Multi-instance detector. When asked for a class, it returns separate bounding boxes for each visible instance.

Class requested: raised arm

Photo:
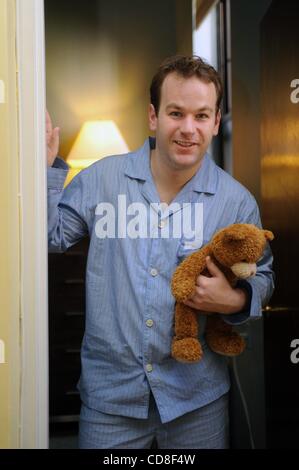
[46,110,89,252]
[46,109,60,167]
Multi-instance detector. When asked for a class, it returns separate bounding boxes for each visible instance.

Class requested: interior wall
[0,0,20,449]
[45,0,192,159]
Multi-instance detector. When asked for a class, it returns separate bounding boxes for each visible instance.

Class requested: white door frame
[16,0,48,448]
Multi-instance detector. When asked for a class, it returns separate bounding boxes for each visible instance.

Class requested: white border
[16,0,48,448]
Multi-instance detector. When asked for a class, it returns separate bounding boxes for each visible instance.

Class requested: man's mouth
[174,140,197,148]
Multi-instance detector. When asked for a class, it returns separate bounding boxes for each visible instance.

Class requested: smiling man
[149,60,221,207]
[150,73,220,174]
[47,55,274,449]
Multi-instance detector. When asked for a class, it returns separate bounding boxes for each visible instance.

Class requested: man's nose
[180,116,196,135]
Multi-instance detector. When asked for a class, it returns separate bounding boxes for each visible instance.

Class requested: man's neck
[150,149,202,204]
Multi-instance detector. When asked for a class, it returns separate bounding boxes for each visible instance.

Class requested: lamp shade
[67,120,129,169]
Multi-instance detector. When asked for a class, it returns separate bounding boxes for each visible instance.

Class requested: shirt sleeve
[48,157,90,252]
[222,193,275,326]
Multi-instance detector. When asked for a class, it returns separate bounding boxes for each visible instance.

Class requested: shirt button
[150,268,158,277]
[146,364,153,372]
[158,220,167,229]
[146,319,154,327]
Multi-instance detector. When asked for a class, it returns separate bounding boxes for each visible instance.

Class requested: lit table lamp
[66,120,129,183]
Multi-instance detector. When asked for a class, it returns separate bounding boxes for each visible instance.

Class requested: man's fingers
[47,126,60,167]
[185,285,204,304]
[51,127,60,153]
[47,126,59,145]
[46,110,60,166]
[205,256,222,277]
[183,298,213,314]
[195,274,208,287]
[53,126,60,138]
[183,299,199,309]
[46,109,52,134]
[53,127,60,152]
[194,285,205,297]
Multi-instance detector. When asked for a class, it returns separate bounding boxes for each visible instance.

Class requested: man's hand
[183,256,248,314]
[46,110,60,167]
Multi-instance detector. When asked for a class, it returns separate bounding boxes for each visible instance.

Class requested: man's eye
[170,111,182,117]
[196,114,209,119]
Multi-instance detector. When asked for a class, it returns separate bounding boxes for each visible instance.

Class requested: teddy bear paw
[172,279,195,302]
[171,337,203,363]
[206,332,246,356]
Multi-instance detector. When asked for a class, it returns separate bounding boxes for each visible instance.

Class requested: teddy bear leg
[171,303,203,363]
[205,316,246,356]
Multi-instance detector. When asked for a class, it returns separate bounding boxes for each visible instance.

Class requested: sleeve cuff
[53,156,69,170]
[222,280,253,325]
[47,157,69,189]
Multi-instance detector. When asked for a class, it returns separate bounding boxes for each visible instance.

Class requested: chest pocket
[176,232,204,262]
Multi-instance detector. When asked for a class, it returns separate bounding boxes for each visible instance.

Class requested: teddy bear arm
[171,246,211,301]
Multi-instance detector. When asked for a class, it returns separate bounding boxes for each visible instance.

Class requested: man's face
[149,72,221,171]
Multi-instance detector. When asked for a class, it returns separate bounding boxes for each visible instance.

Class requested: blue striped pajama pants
[78,392,229,449]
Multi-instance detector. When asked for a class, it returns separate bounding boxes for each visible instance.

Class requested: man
[47,55,274,448]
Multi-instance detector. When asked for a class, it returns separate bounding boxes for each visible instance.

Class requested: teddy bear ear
[223,229,246,242]
[263,230,274,241]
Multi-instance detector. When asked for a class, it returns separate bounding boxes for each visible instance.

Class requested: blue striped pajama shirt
[47,137,274,424]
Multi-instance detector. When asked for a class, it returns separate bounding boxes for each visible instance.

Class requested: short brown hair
[150,55,223,114]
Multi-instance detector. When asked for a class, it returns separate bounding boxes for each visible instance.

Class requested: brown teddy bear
[171,223,274,363]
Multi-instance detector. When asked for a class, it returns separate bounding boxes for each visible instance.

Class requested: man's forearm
[221,287,249,315]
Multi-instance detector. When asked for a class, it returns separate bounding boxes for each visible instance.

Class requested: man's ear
[148,104,158,132]
[213,109,221,136]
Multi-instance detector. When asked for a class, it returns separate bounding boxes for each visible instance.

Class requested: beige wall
[0,0,21,449]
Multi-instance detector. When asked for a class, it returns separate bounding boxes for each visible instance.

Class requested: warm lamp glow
[67,120,129,169]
